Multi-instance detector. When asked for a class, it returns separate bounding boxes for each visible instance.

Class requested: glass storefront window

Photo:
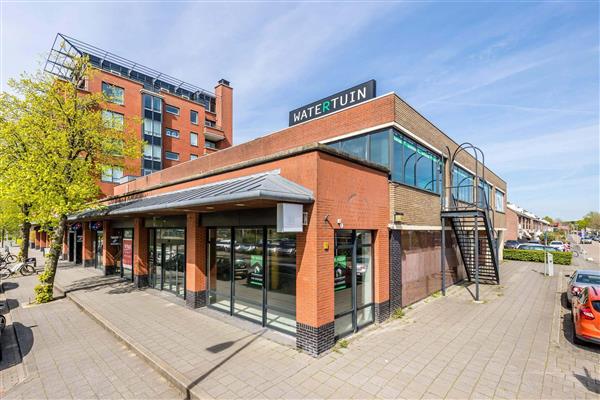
[148,228,185,297]
[369,130,389,166]
[207,227,297,335]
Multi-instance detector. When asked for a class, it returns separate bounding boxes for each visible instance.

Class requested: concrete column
[133,217,148,288]
[102,220,118,275]
[82,222,93,267]
[185,213,207,308]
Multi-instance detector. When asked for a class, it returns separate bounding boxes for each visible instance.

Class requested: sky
[1,1,598,221]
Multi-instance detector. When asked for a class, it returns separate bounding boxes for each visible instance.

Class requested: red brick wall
[506,207,519,241]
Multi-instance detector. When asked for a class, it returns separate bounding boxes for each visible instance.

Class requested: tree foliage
[0,54,142,300]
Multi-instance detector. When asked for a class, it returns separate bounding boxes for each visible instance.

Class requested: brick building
[44,33,233,197]
[65,81,507,355]
[505,202,550,241]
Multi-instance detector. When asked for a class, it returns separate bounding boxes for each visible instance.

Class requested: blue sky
[1,1,598,220]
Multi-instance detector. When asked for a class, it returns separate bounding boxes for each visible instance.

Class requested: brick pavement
[2,246,599,399]
[0,271,181,399]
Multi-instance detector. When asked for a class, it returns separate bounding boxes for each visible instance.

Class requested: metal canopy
[70,172,313,220]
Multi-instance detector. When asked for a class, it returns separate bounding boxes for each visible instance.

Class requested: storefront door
[93,230,104,270]
[207,227,297,334]
[149,228,185,297]
[334,230,374,338]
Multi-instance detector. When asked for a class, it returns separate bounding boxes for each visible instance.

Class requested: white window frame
[102,82,124,105]
[165,151,180,161]
[165,128,180,138]
[165,104,180,116]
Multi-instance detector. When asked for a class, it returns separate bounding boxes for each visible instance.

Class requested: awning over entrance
[70,172,313,220]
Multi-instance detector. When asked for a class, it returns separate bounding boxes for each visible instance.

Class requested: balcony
[204,124,225,142]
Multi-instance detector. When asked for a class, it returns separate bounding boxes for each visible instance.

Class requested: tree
[583,211,600,231]
[542,216,554,224]
[0,55,142,302]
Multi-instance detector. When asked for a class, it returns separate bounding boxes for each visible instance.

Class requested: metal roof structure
[45,33,215,108]
[70,172,313,220]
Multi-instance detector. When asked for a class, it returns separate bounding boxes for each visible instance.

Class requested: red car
[572,286,600,345]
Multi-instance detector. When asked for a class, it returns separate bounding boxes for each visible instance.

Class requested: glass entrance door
[149,228,185,297]
[334,230,374,338]
[233,228,264,324]
[94,230,104,270]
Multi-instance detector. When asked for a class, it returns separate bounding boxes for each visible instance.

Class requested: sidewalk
[45,254,600,399]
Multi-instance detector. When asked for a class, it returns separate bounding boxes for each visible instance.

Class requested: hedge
[504,249,572,265]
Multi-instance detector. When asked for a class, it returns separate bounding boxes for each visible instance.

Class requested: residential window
[102,82,124,105]
[165,151,179,161]
[190,132,198,147]
[190,154,198,160]
[165,128,180,138]
[101,166,124,183]
[190,110,198,125]
[165,105,180,115]
[205,119,216,128]
[102,110,124,131]
[144,144,162,161]
[452,166,474,204]
[142,93,163,174]
[205,140,217,149]
[495,190,505,212]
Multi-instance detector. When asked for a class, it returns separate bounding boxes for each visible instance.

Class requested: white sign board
[277,203,303,233]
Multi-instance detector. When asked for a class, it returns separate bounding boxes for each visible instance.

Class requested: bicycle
[572,244,586,258]
[0,258,37,279]
[0,249,16,266]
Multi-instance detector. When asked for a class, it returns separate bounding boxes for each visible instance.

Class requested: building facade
[66,84,507,356]
[505,202,551,241]
[45,34,233,196]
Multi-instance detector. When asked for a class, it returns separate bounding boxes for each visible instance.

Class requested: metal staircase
[441,144,500,300]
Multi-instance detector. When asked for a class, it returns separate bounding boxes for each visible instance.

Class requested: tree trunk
[42,215,67,289]
[18,221,31,261]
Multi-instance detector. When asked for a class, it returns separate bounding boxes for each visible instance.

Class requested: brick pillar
[374,228,391,323]
[295,207,335,357]
[215,80,233,148]
[102,220,118,275]
[34,230,40,249]
[40,231,47,249]
[133,217,148,288]
[62,229,68,260]
[388,229,402,314]
[82,222,93,267]
[185,213,207,308]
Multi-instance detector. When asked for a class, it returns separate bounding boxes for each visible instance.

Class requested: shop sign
[249,254,263,287]
[70,222,82,231]
[288,80,376,126]
[334,255,348,291]
[110,236,121,246]
[90,221,103,231]
[122,238,133,270]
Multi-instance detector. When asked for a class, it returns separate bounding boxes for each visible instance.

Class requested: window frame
[101,166,124,183]
[205,140,217,149]
[190,132,199,147]
[165,151,180,161]
[190,110,199,125]
[102,82,125,105]
[165,128,180,139]
[190,154,198,160]
[165,104,180,116]
[495,189,505,213]
[102,110,125,131]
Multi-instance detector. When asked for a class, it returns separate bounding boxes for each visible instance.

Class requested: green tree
[0,55,142,302]
[583,211,600,231]
[542,216,554,224]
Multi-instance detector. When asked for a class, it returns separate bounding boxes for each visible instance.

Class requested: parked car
[528,240,541,244]
[571,286,600,345]
[517,244,560,252]
[581,237,593,244]
[549,241,565,252]
[567,269,600,305]
[504,240,520,249]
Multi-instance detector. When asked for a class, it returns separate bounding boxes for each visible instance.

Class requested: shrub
[504,249,572,265]
[34,283,53,303]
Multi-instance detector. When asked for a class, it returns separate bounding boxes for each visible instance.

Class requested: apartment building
[506,202,551,241]
[64,80,507,355]
[45,33,233,197]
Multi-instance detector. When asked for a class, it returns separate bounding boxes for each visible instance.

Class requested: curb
[54,282,197,400]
